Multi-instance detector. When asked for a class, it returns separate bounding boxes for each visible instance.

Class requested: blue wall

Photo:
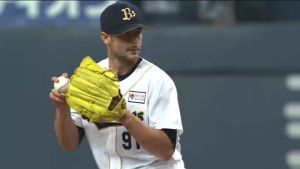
[1,23,300,169]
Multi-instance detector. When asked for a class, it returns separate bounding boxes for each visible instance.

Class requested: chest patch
[128,91,146,104]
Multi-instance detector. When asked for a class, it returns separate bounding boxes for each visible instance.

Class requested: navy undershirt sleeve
[161,129,177,149]
[77,126,85,143]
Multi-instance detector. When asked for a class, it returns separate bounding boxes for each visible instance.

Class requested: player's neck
[108,56,139,76]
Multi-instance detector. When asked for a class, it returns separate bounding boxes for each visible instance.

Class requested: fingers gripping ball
[66,56,127,123]
[54,76,70,94]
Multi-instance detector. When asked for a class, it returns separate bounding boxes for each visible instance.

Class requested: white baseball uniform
[71,57,185,169]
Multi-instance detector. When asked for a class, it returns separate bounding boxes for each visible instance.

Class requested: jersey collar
[118,57,143,81]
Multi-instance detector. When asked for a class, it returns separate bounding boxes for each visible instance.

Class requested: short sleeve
[70,108,83,128]
[147,73,183,135]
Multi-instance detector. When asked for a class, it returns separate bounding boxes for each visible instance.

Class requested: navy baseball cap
[100,1,146,35]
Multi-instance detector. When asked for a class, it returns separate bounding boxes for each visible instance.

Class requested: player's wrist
[119,110,132,125]
[55,106,70,116]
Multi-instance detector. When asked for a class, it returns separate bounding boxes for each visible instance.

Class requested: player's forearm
[54,108,79,151]
[120,111,174,161]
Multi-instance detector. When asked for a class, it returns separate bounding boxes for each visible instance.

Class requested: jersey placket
[106,126,122,169]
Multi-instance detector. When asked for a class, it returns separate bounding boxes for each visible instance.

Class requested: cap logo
[121,8,136,21]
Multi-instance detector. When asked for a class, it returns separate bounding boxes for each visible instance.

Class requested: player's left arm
[120,111,175,161]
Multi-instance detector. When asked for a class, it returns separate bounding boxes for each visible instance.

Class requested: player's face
[108,27,143,61]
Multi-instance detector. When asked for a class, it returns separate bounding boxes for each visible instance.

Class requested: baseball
[54,76,70,93]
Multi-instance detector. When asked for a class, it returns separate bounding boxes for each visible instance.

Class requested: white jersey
[71,58,185,169]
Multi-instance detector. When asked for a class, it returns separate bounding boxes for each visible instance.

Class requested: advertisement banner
[0,0,120,26]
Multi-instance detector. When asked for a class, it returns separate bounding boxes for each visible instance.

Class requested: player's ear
[100,32,110,45]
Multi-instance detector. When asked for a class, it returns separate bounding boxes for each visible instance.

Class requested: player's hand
[49,73,70,111]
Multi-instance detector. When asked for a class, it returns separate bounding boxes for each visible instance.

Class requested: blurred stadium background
[1,1,300,169]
